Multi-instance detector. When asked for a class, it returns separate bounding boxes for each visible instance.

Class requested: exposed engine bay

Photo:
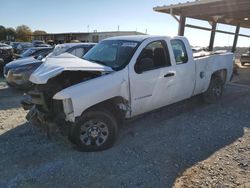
[22,71,102,134]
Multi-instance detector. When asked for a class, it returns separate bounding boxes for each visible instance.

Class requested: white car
[24,35,234,151]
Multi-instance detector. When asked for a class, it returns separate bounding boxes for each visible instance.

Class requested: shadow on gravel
[0,86,24,110]
[0,85,249,188]
[119,96,249,187]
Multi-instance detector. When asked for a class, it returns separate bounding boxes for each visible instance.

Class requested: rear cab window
[170,39,188,64]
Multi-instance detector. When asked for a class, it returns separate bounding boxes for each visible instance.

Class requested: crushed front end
[22,70,103,136]
[22,84,70,136]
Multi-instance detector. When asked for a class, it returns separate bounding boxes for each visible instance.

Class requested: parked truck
[23,35,234,151]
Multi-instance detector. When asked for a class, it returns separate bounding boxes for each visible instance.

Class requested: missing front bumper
[26,106,70,137]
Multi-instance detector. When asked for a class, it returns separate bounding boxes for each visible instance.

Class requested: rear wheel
[70,109,118,151]
[202,76,224,103]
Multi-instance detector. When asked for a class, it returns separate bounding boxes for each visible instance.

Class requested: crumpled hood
[5,57,42,68]
[30,53,113,84]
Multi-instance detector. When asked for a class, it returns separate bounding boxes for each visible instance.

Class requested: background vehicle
[4,43,95,89]
[16,47,53,59]
[1,41,11,45]
[47,42,96,58]
[47,40,55,46]
[16,42,34,54]
[10,42,21,54]
[32,40,46,47]
[240,49,250,66]
[0,43,13,75]
[24,35,234,151]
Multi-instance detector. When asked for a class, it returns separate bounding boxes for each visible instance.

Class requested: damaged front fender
[61,98,75,122]
[53,68,130,122]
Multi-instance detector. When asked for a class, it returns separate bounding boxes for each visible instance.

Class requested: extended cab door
[129,38,177,116]
[170,38,196,101]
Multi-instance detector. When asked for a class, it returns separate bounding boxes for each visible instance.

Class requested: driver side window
[135,41,170,73]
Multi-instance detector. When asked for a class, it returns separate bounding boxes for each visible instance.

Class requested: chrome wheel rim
[212,83,222,97]
[80,120,109,146]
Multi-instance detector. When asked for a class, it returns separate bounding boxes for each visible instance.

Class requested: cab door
[129,39,177,117]
[170,38,196,101]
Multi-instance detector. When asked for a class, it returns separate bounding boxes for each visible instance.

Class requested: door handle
[164,72,175,77]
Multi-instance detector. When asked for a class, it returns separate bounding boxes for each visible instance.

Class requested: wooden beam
[186,24,250,38]
[232,24,240,52]
[185,24,211,31]
[238,33,250,38]
[209,22,217,51]
[178,15,186,36]
[170,8,180,23]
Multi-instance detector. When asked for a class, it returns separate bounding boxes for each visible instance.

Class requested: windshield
[49,44,71,56]
[83,40,139,71]
[21,48,36,57]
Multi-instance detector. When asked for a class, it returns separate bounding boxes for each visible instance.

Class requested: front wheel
[70,109,118,151]
[202,76,224,103]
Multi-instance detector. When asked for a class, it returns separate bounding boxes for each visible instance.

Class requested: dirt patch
[174,128,250,188]
[0,81,26,134]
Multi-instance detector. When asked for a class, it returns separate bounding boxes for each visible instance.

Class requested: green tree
[33,30,47,40]
[16,25,32,41]
[5,27,16,41]
[0,25,6,41]
[33,30,47,35]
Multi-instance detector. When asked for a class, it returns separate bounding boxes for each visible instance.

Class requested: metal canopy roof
[154,0,250,28]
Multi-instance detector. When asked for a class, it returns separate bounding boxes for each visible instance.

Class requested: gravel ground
[0,80,250,188]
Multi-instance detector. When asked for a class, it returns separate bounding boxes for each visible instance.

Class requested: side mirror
[135,58,154,74]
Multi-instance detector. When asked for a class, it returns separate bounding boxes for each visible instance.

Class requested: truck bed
[193,52,234,96]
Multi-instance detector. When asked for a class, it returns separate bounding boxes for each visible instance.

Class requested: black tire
[202,76,224,103]
[70,109,118,151]
[241,62,245,66]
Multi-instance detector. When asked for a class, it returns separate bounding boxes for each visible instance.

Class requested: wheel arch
[211,69,227,84]
[80,96,129,125]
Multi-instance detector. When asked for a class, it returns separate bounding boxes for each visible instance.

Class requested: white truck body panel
[193,53,234,95]
[30,36,234,123]
[128,36,196,116]
[53,69,130,119]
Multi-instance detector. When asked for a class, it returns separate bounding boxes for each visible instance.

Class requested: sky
[0,0,249,47]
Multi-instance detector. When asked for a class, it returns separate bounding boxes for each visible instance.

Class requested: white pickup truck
[24,35,234,151]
